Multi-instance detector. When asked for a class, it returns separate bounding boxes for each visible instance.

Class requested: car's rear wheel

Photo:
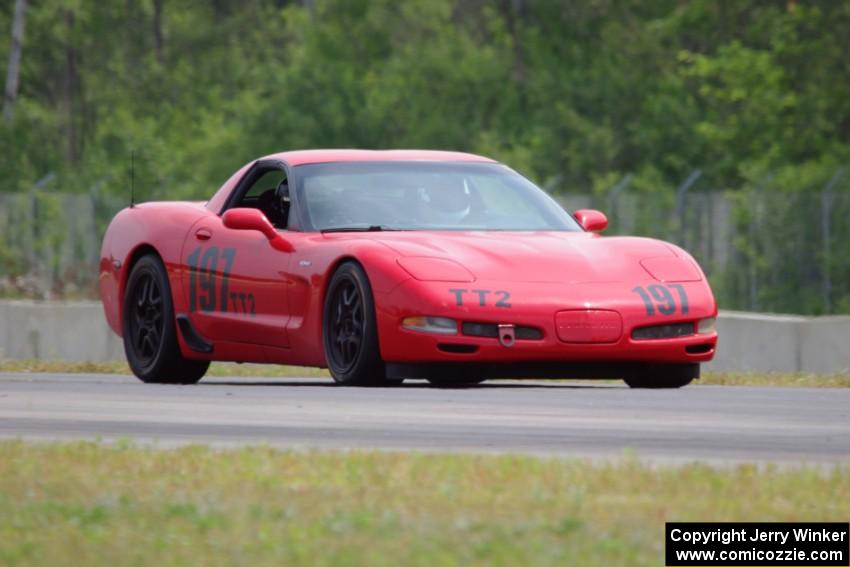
[123,254,209,384]
[323,261,401,386]
[623,363,698,389]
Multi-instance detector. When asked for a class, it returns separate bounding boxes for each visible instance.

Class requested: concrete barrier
[0,300,124,361]
[705,311,806,373]
[799,316,850,374]
[0,301,848,373]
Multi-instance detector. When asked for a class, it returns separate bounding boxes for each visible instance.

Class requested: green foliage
[1,0,849,312]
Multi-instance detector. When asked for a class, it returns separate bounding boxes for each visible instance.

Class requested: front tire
[623,363,698,389]
[322,261,399,386]
[123,254,209,384]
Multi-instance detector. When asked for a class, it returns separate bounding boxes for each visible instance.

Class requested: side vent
[176,315,214,353]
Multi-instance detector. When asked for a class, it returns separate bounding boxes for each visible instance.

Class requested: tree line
[2,0,849,311]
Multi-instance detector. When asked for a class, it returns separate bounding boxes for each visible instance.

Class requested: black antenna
[130,150,135,208]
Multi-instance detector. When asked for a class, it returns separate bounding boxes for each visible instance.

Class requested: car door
[181,165,293,348]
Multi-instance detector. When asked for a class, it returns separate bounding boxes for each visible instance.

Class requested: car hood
[369,231,678,283]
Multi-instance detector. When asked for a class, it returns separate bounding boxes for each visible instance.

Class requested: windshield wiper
[321,225,398,233]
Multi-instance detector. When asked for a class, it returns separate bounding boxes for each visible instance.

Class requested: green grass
[0,442,847,567]
[1,359,848,387]
[0,359,331,378]
[701,372,850,388]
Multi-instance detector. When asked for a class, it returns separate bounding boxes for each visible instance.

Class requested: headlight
[697,317,716,334]
[396,257,474,282]
[632,322,695,340]
[402,316,458,335]
[640,256,702,282]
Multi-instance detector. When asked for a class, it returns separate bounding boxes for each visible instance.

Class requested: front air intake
[437,343,478,354]
[631,322,695,341]
[461,322,543,340]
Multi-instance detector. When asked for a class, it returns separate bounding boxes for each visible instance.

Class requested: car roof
[206,149,500,214]
[262,149,497,166]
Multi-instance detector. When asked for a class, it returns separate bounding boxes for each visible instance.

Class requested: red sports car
[99,150,717,388]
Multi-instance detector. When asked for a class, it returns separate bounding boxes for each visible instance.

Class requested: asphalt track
[1,372,848,464]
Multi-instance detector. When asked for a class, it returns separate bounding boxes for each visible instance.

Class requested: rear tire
[123,254,210,384]
[322,261,399,386]
[623,363,698,389]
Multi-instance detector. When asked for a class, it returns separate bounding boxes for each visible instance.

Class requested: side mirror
[573,209,608,232]
[222,208,294,252]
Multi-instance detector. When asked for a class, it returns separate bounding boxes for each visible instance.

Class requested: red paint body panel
[181,215,292,348]
[640,256,702,282]
[100,150,718,374]
[375,274,716,364]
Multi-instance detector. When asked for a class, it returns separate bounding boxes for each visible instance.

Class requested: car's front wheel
[322,261,401,386]
[623,363,698,389]
[123,254,209,384]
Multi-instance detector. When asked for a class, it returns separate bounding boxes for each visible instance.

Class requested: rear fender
[100,203,210,336]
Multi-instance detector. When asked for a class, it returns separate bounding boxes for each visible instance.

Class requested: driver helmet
[417,177,471,223]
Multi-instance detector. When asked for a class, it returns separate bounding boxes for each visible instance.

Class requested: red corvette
[99,150,717,388]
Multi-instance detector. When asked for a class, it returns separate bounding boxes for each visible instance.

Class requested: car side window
[233,169,290,229]
[239,170,285,202]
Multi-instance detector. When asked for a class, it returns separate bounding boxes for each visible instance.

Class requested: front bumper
[376,279,718,365]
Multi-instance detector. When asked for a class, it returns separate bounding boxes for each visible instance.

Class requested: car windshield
[295,161,582,232]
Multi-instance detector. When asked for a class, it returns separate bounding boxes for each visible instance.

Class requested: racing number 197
[632,284,688,316]
[187,246,237,313]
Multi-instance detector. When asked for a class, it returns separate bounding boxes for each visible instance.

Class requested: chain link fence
[0,189,125,299]
[1,170,848,314]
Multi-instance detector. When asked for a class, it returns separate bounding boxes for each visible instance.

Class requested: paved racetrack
[1,373,848,464]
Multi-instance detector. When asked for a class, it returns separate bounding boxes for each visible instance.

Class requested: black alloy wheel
[327,277,364,374]
[322,262,400,386]
[128,273,164,365]
[123,254,209,384]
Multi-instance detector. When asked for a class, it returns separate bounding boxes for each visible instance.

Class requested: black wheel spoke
[135,328,147,351]
[344,339,356,363]
[328,277,365,371]
[147,327,160,350]
[137,279,148,308]
[143,334,156,357]
[128,273,164,365]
